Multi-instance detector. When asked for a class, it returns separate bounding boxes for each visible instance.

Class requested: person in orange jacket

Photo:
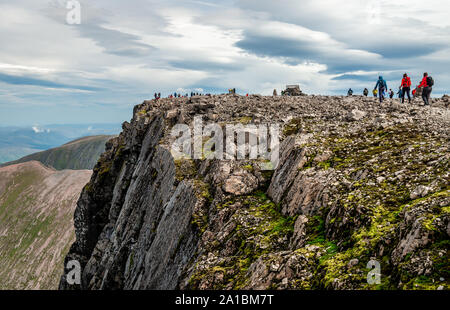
[400,73,412,103]
[418,72,433,106]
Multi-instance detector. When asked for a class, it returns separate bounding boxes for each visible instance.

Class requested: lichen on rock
[60,94,449,290]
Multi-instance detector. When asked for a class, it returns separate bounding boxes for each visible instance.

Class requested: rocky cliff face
[60,94,449,290]
[0,161,91,289]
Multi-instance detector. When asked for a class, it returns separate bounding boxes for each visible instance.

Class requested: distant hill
[0,127,69,164]
[0,161,92,289]
[0,146,43,164]
[1,135,115,170]
[0,124,121,164]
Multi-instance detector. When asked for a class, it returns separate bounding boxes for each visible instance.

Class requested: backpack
[402,77,410,87]
[426,76,434,87]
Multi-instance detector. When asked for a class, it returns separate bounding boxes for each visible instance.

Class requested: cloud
[32,126,44,133]
[77,24,156,57]
[0,63,55,74]
[0,72,102,91]
[199,0,450,87]
[43,1,157,58]
[0,0,449,126]
[168,59,242,72]
[234,21,384,74]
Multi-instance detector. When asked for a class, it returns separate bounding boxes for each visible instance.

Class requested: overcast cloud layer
[1,0,449,125]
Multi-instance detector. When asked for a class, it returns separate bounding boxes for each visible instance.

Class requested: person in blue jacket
[374,76,388,103]
[397,86,403,100]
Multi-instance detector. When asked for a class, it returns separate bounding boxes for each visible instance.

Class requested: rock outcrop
[60,94,449,290]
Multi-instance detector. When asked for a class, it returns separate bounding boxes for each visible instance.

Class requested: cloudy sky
[1,0,449,126]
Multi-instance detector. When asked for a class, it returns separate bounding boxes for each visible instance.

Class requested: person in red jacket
[418,72,432,106]
[400,73,412,103]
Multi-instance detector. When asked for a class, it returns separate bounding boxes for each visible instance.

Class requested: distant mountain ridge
[0,124,121,164]
[0,161,91,289]
[1,135,115,170]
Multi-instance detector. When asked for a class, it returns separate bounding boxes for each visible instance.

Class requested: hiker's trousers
[422,87,432,105]
[402,87,411,103]
[379,87,385,103]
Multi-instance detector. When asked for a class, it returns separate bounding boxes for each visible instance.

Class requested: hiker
[401,73,412,103]
[374,76,387,103]
[373,89,378,97]
[158,92,161,99]
[363,88,369,96]
[397,86,403,100]
[347,88,353,96]
[418,72,434,106]
[154,92,158,99]
[389,89,394,98]
[273,89,278,96]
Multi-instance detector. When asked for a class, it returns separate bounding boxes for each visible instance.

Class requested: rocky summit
[60,94,449,290]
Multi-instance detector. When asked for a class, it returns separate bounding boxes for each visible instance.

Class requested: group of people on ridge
[154,91,205,99]
[349,72,434,106]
